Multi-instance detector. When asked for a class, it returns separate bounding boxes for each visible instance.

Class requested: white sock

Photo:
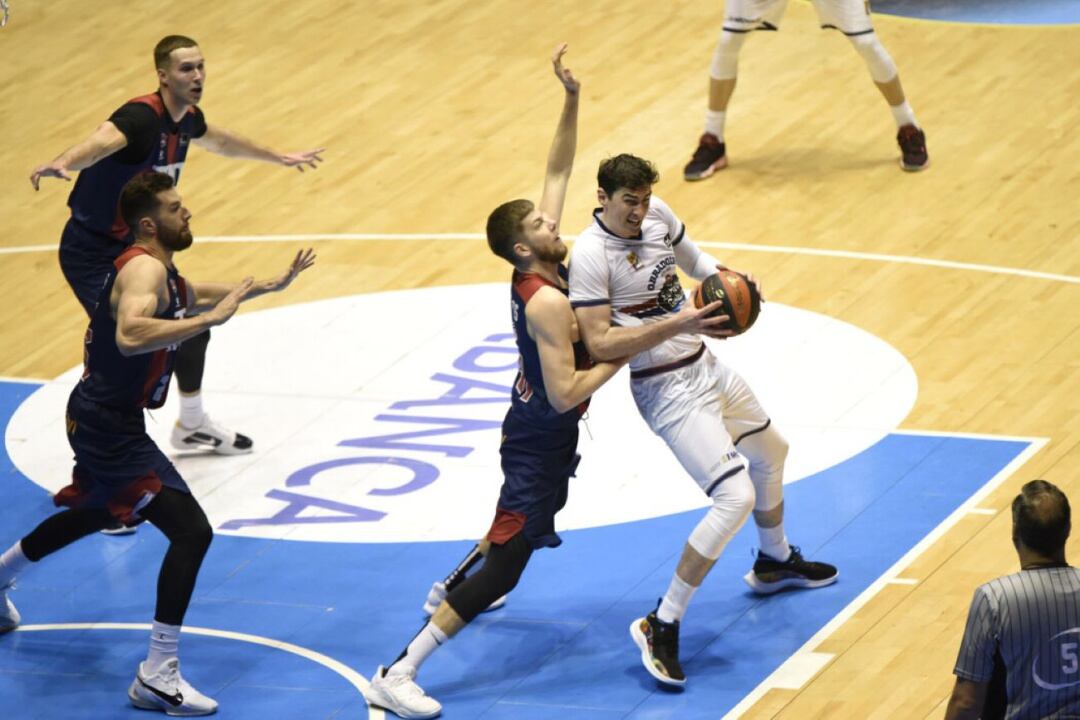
[145,621,181,673]
[388,622,448,676]
[657,574,697,624]
[889,101,917,129]
[0,542,31,587]
[705,109,727,141]
[178,392,205,430]
[758,524,790,561]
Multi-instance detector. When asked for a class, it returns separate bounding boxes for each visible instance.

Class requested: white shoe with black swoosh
[170,415,253,455]
[128,658,218,716]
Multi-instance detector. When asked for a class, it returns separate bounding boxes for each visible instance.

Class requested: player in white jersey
[569,153,838,686]
[683,0,928,179]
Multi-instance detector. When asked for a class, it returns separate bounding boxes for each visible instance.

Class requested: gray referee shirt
[954,565,1080,720]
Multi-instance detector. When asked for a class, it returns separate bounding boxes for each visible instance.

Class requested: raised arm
[114,255,249,356]
[186,248,315,310]
[537,43,580,226]
[30,122,128,190]
[193,125,325,171]
[528,287,623,414]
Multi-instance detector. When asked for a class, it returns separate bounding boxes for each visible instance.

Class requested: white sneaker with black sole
[421,580,505,616]
[366,665,441,719]
[128,658,218,716]
[0,582,20,633]
[170,415,253,455]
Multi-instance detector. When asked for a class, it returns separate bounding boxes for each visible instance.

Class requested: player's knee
[849,32,897,83]
[177,511,214,558]
[484,535,531,595]
[709,31,746,80]
[720,471,756,520]
[691,470,754,560]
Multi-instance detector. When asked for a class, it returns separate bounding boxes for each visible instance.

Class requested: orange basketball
[691,270,761,335]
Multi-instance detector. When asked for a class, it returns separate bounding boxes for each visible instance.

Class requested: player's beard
[534,243,567,264]
[160,225,194,252]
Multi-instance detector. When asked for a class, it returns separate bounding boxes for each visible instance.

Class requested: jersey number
[1064,643,1079,675]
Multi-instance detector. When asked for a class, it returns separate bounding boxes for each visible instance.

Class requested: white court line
[722,435,1048,719]
[0,376,50,385]
[14,622,384,719]
[968,508,998,515]
[1,233,1078,284]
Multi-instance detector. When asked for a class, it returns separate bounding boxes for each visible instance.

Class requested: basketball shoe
[630,604,685,686]
[366,665,442,719]
[0,581,20,633]
[897,124,929,171]
[128,658,218,716]
[683,133,728,181]
[744,545,838,595]
[421,581,506,616]
[170,415,253,455]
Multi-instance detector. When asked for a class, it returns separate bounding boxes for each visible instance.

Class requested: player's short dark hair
[154,35,199,70]
[597,154,659,196]
[120,172,176,234]
[486,199,534,266]
[1012,479,1071,557]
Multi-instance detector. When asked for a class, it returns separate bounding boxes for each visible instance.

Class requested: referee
[946,479,1080,719]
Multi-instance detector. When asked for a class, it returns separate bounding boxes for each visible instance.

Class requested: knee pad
[849,33,897,84]
[447,533,531,622]
[736,423,788,512]
[689,469,754,560]
[709,30,747,81]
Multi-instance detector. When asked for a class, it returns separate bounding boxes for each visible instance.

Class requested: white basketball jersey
[569,196,703,372]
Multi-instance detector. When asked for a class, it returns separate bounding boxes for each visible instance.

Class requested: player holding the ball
[569,154,838,687]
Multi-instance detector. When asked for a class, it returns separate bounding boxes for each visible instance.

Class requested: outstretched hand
[281,148,326,172]
[268,248,317,292]
[552,43,579,94]
[30,162,73,190]
[208,277,255,326]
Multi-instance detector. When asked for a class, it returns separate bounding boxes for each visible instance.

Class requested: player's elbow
[115,330,142,357]
[582,337,617,363]
[546,384,580,415]
[548,395,575,415]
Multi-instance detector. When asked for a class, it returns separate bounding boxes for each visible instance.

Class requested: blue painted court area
[874,0,1080,25]
[0,380,1033,719]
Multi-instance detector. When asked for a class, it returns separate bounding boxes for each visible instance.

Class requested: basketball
[691,270,761,334]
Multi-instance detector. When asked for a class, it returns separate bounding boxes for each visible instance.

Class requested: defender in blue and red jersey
[0,173,315,717]
[30,34,325,459]
[366,45,627,720]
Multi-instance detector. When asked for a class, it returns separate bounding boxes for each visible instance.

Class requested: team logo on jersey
[656,273,684,312]
[626,251,642,270]
[179,133,190,147]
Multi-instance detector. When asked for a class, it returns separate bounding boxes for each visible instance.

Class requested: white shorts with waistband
[631,349,770,495]
[723,0,875,35]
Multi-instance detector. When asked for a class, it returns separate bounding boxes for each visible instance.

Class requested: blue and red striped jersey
[75,246,188,410]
